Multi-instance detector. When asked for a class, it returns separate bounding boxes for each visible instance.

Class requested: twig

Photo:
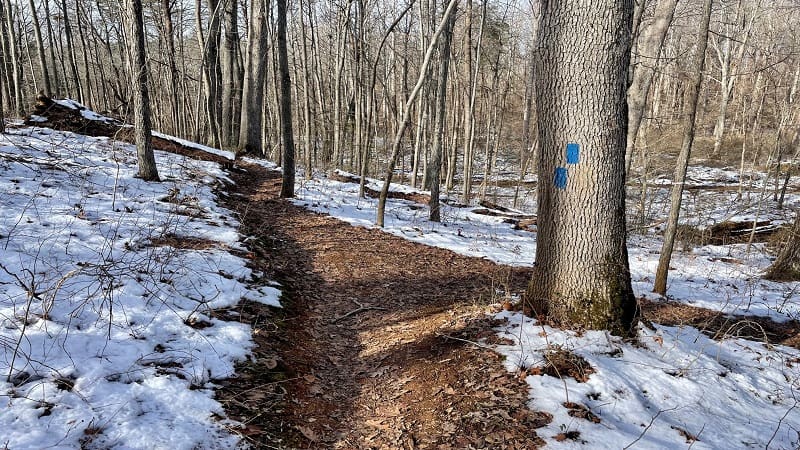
[623,406,678,449]
[331,300,386,323]
[766,393,798,449]
[435,333,494,349]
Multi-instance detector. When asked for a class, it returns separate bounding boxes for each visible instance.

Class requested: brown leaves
[672,425,700,443]
[216,161,546,448]
[534,346,596,383]
[554,430,582,442]
[296,425,318,442]
[564,402,601,423]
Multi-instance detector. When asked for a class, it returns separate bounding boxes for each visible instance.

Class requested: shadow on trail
[218,162,547,449]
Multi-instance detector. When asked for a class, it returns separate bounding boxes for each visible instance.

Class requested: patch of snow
[0,127,277,449]
[494,312,800,450]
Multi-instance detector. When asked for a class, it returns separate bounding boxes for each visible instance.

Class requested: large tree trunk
[428,0,457,222]
[653,0,714,295]
[128,0,160,181]
[526,0,637,336]
[277,0,295,198]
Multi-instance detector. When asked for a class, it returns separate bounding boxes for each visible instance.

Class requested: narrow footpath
[217,162,551,449]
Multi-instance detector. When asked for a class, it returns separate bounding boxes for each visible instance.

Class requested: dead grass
[641,299,800,349]
[527,346,596,383]
[149,234,220,251]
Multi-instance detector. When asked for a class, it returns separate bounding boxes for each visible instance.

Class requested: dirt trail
[217,162,551,449]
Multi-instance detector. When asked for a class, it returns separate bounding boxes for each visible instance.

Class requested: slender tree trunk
[625,0,678,174]
[60,0,83,102]
[28,0,51,96]
[376,0,459,227]
[221,0,242,146]
[197,0,223,147]
[653,0,714,296]
[43,0,60,95]
[428,0,457,222]
[359,0,415,196]
[1,0,22,115]
[75,0,94,105]
[128,0,160,181]
[239,0,270,154]
[299,0,314,179]
[160,0,181,135]
[277,0,295,198]
[461,0,485,203]
[527,0,637,335]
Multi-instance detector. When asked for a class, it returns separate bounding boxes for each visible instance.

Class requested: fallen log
[329,170,431,204]
[24,95,233,166]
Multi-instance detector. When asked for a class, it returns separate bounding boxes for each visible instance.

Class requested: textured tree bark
[653,0,714,296]
[527,0,637,335]
[277,0,295,198]
[238,0,269,155]
[428,0,457,222]
[128,0,160,182]
[221,0,242,146]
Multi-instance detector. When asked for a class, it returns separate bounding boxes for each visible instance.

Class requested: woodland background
[0,0,797,209]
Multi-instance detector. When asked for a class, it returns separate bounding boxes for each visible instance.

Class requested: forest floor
[216,161,552,449]
[7,100,798,448]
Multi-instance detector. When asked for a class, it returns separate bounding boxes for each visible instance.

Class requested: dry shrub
[530,346,595,383]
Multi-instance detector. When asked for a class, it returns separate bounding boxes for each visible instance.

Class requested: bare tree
[653,0,714,295]
[278,0,296,198]
[376,0,459,227]
[128,0,160,181]
[428,0,457,222]
[239,0,270,155]
[625,0,679,174]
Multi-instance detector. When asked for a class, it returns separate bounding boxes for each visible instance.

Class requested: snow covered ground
[0,126,277,449]
[290,168,800,449]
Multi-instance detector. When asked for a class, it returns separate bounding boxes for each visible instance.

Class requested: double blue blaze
[554,142,580,190]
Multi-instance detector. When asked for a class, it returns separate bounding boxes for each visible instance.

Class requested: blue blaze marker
[567,143,580,164]
[554,167,568,190]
